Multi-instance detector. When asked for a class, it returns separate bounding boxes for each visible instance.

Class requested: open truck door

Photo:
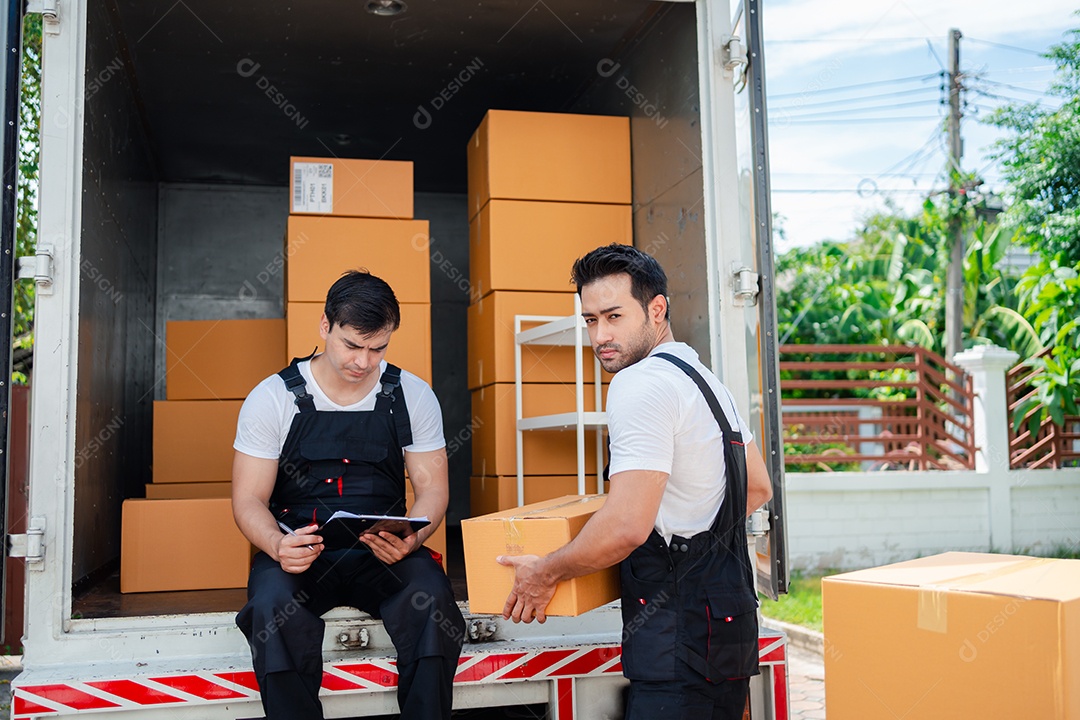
[730,0,787,600]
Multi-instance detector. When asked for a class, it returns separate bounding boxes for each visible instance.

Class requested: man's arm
[745,440,773,517]
[499,468,667,623]
[232,451,323,573]
[359,448,448,564]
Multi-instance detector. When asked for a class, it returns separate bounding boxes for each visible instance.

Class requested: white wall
[785,468,1080,571]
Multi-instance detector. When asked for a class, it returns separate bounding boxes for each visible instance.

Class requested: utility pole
[945,28,964,363]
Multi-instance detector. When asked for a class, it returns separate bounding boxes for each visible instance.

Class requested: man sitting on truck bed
[231,270,462,720]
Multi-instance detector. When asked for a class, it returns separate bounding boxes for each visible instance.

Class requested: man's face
[580,273,656,373]
[319,316,393,384]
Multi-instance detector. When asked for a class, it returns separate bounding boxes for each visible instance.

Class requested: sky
[761,0,1078,253]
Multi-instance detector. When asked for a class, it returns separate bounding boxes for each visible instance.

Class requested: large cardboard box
[153,400,242,483]
[290,156,413,219]
[121,498,251,593]
[286,301,432,383]
[165,319,286,400]
[470,200,632,299]
[466,110,632,220]
[470,475,600,517]
[823,552,1080,719]
[462,494,618,616]
[468,291,613,389]
[286,215,430,304]
[471,383,605,477]
[145,482,232,499]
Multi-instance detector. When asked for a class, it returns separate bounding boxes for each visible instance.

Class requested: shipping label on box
[290,156,413,219]
[823,552,1080,720]
[293,161,334,214]
[462,494,619,616]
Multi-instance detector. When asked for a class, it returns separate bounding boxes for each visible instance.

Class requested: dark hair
[323,270,401,335]
[571,244,670,320]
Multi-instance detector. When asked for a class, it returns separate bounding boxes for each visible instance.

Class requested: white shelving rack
[513,294,607,506]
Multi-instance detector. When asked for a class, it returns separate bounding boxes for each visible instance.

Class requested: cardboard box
[468,291,613,389]
[470,475,601,517]
[470,200,632,299]
[286,215,430,304]
[286,301,432,383]
[153,401,242,483]
[405,483,447,565]
[165,319,286,400]
[145,482,232,499]
[471,383,605,477]
[823,552,1080,719]
[466,110,632,219]
[462,494,618,616]
[121,498,251,593]
[290,156,413,219]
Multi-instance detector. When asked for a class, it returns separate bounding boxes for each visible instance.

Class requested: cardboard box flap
[826,551,1080,602]
[470,494,606,521]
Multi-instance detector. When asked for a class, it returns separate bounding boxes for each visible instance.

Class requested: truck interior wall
[74,1,159,584]
[571,4,711,365]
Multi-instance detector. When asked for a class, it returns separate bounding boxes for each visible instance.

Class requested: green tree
[13,14,41,377]
[987,26,1080,267]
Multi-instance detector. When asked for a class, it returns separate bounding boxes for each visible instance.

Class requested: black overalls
[236,359,464,720]
[618,353,760,720]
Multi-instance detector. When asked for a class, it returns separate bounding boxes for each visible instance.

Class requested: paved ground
[786,644,826,720]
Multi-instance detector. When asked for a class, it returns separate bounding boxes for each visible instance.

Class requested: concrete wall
[786,468,1080,571]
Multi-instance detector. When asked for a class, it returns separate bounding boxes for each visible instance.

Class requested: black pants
[625,660,750,720]
[237,547,464,720]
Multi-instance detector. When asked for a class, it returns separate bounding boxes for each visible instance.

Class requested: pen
[277,520,317,550]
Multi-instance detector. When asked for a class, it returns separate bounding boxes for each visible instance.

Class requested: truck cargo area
[70,0,711,618]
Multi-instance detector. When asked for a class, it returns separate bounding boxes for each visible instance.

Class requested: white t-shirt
[606,341,753,543]
[234,358,445,459]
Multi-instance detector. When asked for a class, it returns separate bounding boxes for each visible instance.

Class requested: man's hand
[277,524,323,574]
[498,554,557,624]
[359,529,421,564]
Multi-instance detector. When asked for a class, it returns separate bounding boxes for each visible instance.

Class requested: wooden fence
[781,345,977,471]
[1007,349,1080,469]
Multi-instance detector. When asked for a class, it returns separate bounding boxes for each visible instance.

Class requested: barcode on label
[293,168,303,210]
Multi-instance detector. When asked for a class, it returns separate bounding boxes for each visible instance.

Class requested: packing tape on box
[916,557,1056,633]
[501,496,600,553]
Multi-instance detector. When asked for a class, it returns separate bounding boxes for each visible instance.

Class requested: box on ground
[165,319,285,400]
[121,498,251,593]
[470,200,632,298]
[466,110,631,220]
[286,215,430,304]
[468,291,613,389]
[472,383,606,477]
[286,301,432,383]
[823,552,1080,720]
[145,482,232,499]
[470,475,601,517]
[290,156,413,219]
[462,494,618,616]
[153,400,242,483]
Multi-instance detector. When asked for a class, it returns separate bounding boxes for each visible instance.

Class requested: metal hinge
[336,627,369,649]
[732,264,760,306]
[467,618,498,643]
[746,508,770,537]
[25,0,61,35]
[721,35,747,76]
[8,516,46,569]
[16,244,54,296]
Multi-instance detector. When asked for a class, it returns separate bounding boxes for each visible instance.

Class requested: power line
[976,78,1052,96]
[783,116,943,124]
[768,36,933,44]
[770,73,940,100]
[773,188,938,195]
[964,37,1045,56]
[782,99,945,120]
[771,85,940,111]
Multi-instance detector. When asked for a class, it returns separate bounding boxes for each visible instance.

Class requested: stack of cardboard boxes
[121,318,286,592]
[466,110,633,515]
[285,156,444,560]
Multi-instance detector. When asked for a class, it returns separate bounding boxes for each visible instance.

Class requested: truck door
[731,0,788,599]
[0,0,26,639]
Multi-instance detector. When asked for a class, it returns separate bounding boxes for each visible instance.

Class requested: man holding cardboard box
[500,245,773,719]
[231,271,462,720]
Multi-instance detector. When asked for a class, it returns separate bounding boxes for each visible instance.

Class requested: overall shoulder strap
[654,352,740,441]
[277,354,317,414]
[375,363,413,448]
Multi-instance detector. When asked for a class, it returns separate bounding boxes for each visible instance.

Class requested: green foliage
[14,15,41,355]
[759,570,829,631]
[987,26,1080,267]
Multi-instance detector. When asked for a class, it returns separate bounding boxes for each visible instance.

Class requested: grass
[759,570,834,632]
